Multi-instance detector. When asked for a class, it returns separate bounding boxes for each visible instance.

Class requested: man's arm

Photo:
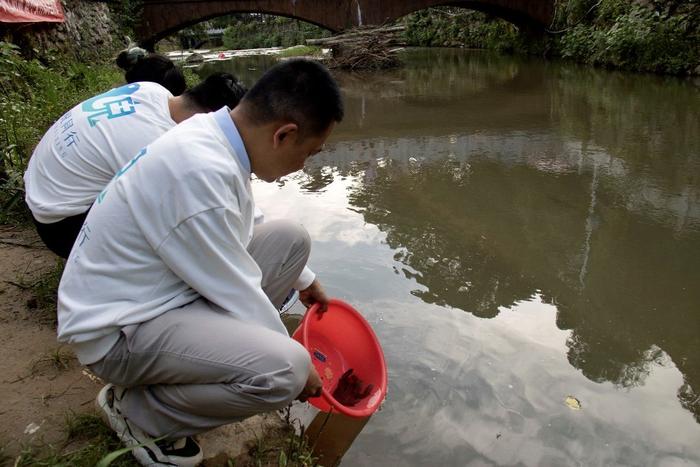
[253,206,327,311]
[299,279,329,312]
[156,206,288,335]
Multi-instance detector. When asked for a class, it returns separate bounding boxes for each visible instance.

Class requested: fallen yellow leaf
[565,396,582,410]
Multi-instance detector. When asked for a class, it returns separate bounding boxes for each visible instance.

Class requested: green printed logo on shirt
[82,83,140,128]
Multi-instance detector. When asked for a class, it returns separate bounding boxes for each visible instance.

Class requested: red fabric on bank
[0,0,64,22]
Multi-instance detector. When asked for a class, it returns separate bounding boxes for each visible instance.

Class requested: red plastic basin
[292,299,387,418]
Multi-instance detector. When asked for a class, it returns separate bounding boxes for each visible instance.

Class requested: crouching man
[56,59,343,466]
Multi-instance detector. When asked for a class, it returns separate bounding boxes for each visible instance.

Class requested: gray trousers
[89,220,312,439]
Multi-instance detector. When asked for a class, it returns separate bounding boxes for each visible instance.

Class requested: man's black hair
[242,59,344,137]
[117,50,187,96]
[184,72,247,112]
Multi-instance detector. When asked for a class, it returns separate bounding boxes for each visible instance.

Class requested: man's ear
[273,123,298,149]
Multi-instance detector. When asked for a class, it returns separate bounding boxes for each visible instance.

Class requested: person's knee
[270,220,311,258]
[279,338,312,400]
[257,337,311,405]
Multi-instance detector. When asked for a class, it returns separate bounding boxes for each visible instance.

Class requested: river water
[201,49,700,466]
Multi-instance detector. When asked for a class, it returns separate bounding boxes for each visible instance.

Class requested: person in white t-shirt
[57,59,343,467]
[24,72,246,258]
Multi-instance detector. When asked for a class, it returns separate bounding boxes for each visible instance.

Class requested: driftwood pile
[307,25,406,70]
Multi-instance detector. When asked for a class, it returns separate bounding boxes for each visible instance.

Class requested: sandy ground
[0,226,284,465]
[0,226,89,458]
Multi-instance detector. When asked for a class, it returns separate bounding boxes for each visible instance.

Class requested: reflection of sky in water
[254,176,700,466]
[225,48,700,465]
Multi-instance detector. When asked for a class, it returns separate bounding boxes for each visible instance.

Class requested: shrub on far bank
[402,2,700,76]
[223,15,330,50]
[558,4,698,75]
[404,9,526,53]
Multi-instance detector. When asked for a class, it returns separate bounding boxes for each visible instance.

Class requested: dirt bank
[0,226,83,457]
[0,227,289,466]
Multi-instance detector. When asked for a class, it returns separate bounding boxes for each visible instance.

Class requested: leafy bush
[404,2,699,75]
[557,2,699,74]
[404,8,531,53]
[107,0,143,39]
[222,15,329,50]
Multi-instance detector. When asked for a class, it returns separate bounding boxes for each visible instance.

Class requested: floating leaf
[565,396,582,410]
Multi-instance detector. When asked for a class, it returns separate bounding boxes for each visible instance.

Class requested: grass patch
[244,422,318,467]
[0,446,11,465]
[13,413,139,466]
[11,411,318,467]
[277,45,323,58]
[14,257,65,317]
[30,346,76,375]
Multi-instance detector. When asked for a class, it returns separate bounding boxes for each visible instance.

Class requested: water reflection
[341,152,700,419]
[213,48,700,464]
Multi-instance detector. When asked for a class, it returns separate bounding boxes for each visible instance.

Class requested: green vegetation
[13,413,138,466]
[222,14,330,50]
[31,346,75,375]
[278,45,323,58]
[554,0,699,75]
[12,411,318,467]
[107,0,144,40]
[405,9,526,53]
[12,256,65,317]
[403,1,700,75]
[248,425,319,467]
[0,42,123,224]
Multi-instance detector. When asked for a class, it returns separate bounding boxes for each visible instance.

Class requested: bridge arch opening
[140,10,333,50]
[137,0,553,50]
[394,2,546,30]
[394,5,532,52]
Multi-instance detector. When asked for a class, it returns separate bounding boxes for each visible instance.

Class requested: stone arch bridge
[137,0,555,49]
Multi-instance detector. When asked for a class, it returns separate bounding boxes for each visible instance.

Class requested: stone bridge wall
[137,0,554,48]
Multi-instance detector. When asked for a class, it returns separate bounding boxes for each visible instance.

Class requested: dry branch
[309,25,407,70]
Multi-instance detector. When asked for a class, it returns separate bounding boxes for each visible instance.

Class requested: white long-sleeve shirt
[24,82,175,223]
[57,108,313,364]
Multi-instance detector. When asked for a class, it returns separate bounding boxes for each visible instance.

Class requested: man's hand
[297,365,323,402]
[299,279,329,313]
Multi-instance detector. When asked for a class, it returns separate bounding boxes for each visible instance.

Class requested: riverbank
[0,43,318,466]
[176,2,700,76]
[0,227,315,466]
[403,2,700,76]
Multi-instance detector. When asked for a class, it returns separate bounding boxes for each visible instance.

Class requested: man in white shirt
[24,73,246,258]
[57,59,343,466]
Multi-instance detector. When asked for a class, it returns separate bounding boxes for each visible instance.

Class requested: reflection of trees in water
[289,48,700,421]
[331,156,700,422]
[295,166,335,193]
[566,335,668,388]
[346,157,587,317]
[553,65,700,150]
[550,65,700,195]
[336,48,522,100]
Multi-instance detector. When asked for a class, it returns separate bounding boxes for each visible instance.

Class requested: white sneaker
[96,384,203,466]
